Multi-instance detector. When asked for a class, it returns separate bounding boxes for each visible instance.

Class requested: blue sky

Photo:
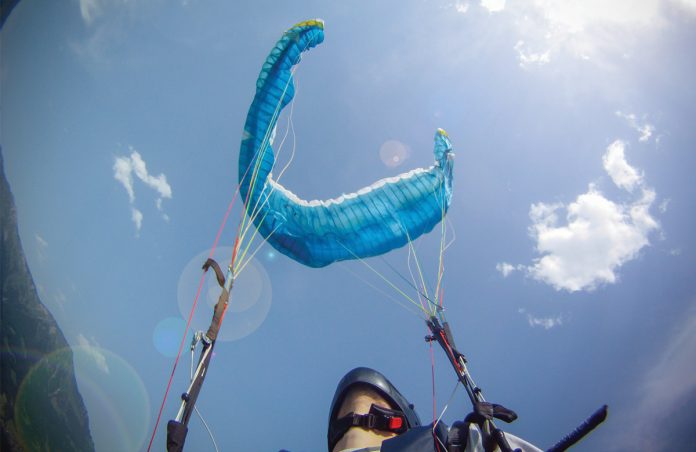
[2,1,696,451]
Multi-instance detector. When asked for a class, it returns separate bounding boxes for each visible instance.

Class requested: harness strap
[329,404,407,448]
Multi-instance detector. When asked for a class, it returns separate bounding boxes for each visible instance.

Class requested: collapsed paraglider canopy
[238,19,454,268]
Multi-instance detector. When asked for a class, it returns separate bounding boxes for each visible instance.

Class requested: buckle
[388,416,404,431]
[351,412,377,429]
[366,413,376,429]
[346,406,408,434]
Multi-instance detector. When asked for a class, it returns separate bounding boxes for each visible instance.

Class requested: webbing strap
[205,288,229,342]
[329,404,408,448]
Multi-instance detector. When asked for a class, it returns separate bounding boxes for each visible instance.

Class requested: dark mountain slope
[1,150,94,451]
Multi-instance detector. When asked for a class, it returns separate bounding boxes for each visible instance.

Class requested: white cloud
[79,0,102,25]
[35,234,49,262]
[77,334,110,374]
[639,127,654,143]
[528,315,561,329]
[131,207,143,232]
[514,41,551,68]
[526,140,658,292]
[528,184,658,292]
[673,0,696,14]
[630,188,659,233]
[455,1,470,14]
[156,198,170,222]
[53,290,67,312]
[532,0,662,31]
[518,308,563,329]
[113,148,172,234]
[74,0,153,74]
[502,0,696,68]
[602,140,643,192]
[496,262,526,277]
[529,314,562,329]
[79,0,138,27]
[501,138,660,293]
[496,262,517,277]
[529,201,563,228]
[113,156,135,202]
[35,234,48,248]
[658,198,670,213]
[481,0,506,13]
[616,111,655,142]
[130,150,173,199]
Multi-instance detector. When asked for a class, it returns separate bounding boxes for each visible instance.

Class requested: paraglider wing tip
[291,18,325,31]
[433,128,454,167]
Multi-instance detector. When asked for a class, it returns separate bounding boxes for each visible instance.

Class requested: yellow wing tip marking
[291,19,325,31]
[437,128,449,137]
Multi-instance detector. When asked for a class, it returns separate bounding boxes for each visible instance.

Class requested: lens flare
[379,139,411,168]
[15,346,149,452]
[177,247,272,342]
[152,317,188,357]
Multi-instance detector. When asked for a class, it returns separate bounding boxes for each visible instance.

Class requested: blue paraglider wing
[239,20,454,268]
